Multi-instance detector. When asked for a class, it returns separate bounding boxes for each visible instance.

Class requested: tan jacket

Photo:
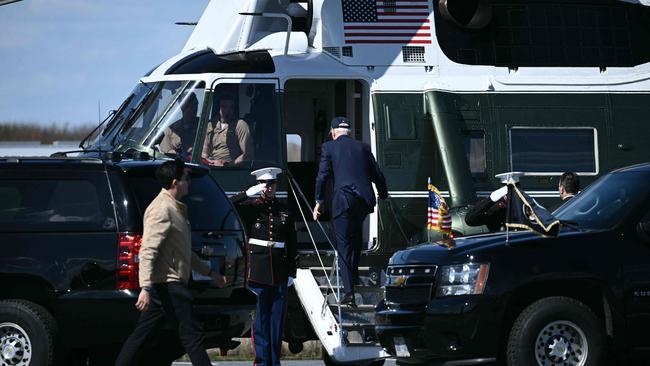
[138,189,210,288]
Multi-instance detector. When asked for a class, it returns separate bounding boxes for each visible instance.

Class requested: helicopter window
[385,106,417,140]
[146,82,206,160]
[200,83,281,168]
[462,130,486,177]
[114,80,203,151]
[287,134,302,162]
[509,127,597,175]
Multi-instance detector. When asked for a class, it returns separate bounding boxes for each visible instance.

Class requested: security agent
[230,167,296,366]
[312,117,388,307]
[549,172,580,211]
[465,172,523,231]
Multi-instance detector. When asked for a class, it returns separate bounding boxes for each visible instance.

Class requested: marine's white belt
[249,238,285,248]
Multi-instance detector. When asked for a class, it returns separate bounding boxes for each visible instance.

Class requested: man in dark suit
[549,172,580,211]
[312,117,388,307]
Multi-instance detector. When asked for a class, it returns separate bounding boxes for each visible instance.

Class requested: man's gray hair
[334,127,352,135]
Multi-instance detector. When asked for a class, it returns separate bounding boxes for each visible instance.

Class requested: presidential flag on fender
[505,184,561,237]
[427,178,451,235]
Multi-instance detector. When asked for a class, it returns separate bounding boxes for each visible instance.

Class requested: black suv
[0,157,253,366]
[376,163,650,366]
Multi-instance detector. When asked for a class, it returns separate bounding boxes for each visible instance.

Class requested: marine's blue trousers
[249,282,288,366]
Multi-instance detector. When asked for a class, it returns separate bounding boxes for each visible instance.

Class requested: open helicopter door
[284,79,377,253]
[284,78,389,364]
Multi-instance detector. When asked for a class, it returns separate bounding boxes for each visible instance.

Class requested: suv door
[0,166,121,346]
[0,167,118,291]
[623,206,650,349]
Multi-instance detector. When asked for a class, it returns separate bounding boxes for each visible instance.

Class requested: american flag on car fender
[341,0,432,44]
[427,178,451,234]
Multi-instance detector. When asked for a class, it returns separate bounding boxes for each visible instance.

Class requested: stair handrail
[287,173,340,304]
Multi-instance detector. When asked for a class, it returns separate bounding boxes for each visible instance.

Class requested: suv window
[0,179,116,232]
[555,171,650,229]
[126,172,240,231]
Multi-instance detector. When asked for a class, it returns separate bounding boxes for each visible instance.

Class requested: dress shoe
[339,293,357,308]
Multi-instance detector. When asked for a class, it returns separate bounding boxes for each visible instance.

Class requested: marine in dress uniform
[231,167,296,366]
[465,172,524,231]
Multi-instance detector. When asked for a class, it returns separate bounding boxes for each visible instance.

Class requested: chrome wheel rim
[0,322,32,366]
[534,320,588,366]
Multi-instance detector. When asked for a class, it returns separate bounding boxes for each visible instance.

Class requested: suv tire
[0,300,57,366]
[507,296,606,366]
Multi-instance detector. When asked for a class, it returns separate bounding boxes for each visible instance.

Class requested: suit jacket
[315,135,388,219]
[548,195,574,212]
[138,189,210,288]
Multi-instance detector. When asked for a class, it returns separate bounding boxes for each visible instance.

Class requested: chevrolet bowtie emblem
[394,275,407,287]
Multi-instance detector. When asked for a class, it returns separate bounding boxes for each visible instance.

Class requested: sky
[0,0,209,126]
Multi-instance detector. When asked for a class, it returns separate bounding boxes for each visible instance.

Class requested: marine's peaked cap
[251,167,282,181]
[495,171,524,185]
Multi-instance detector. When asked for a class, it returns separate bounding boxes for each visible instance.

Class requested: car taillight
[117,233,143,290]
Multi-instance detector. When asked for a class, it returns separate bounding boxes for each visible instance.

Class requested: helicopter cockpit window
[200,83,280,167]
[144,82,206,160]
[113,80,201,151]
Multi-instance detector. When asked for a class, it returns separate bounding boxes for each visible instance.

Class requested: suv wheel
[0,300,56,366]
[507,296,605,366]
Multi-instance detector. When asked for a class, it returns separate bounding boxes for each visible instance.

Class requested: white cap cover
[495,171,525,185]
[251,167,282,181]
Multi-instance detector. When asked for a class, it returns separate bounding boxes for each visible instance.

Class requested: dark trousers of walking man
[115,283,211,366]
[333,201,368,297]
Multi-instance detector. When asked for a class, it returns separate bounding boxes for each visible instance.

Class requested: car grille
[384,265,437,306]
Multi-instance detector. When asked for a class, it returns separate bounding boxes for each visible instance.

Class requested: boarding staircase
[288,175,389,365]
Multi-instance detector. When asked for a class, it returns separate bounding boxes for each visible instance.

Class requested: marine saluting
[230,167,297,366]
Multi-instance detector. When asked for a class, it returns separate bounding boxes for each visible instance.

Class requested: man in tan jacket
[116,159,225,366]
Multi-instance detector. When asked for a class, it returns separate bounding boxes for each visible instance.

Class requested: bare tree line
[0,122,94,144]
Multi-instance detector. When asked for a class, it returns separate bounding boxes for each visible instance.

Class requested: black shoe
[339,293,357,308]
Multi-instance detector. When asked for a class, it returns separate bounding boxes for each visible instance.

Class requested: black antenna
[175,22,198,26]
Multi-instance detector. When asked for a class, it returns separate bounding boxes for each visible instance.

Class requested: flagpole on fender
[505,183,512,246]
[427,177,431,243]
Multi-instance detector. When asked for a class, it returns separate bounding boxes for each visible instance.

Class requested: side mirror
[439,0,492,29]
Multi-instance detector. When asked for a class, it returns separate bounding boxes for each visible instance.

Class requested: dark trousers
[115,282,212,366]
[333,206,368,297]
[248,282,288,366]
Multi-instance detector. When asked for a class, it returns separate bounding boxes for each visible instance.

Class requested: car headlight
[436,263,490,296]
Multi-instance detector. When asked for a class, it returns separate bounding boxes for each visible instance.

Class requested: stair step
[341,322,376,329]
[318,285,382,290]
[342,329,380,346]
[309,266,371,271]
[329,304,375,311]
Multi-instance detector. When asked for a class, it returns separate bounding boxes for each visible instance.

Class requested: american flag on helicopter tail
[341,0,432,44]
[427,178,451,233]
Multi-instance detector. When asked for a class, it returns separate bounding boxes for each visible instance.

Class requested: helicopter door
[284,79,370,252]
